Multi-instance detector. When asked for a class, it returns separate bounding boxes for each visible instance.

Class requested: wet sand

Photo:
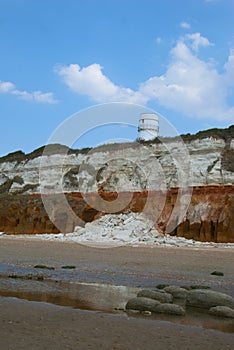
[0,237,234,349]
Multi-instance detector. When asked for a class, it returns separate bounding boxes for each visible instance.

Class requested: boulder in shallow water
[186,289,234,309]
[164,286,188,299]
[137,289,173,303]
[209,306,234,318]
[125,297,161,312]
[154,303,185,316]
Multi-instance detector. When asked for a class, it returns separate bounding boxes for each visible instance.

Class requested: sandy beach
[0,237,234,349]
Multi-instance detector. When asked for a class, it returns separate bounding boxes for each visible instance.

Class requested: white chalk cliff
[0,135,233,195]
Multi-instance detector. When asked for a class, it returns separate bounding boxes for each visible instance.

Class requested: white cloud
[223,49,234,87]
[56,33,234,122]
[156,37,162,44]
[12,90,58,104]
[141,35,233,121]
[184,32,213,51]
[180,22,191,29]
[55,63,147,104]
[0,81,15,93]
[0,80,57,104]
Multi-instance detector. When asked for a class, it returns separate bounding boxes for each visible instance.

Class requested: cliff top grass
[181,124,234,142]
[0,144,92,164]
[140,124,234,144]
[0,125,233,164]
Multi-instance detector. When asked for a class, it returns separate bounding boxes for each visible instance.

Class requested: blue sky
[0,0,234,156]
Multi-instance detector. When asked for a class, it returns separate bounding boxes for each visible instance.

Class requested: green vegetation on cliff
[0,144,91,164]
[181,125,234,142]
[0,125,233,164]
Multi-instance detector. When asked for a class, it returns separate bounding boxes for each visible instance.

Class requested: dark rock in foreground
[210,271,224,276]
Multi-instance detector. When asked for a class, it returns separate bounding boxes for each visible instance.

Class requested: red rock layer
[0,185,233,243]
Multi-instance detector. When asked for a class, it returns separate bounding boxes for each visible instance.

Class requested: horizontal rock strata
[0,134,233,195]
[0,185,233,243]
[0,128,233,242]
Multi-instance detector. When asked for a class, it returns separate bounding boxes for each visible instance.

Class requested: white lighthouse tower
[138,113,159,141]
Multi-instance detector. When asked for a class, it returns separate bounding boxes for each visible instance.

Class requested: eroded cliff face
[0,136,233,195]
[0,129,233,242]
[165,186,234,243]
[0,186,233,243]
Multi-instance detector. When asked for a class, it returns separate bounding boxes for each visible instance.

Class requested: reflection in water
[127,307,234,334]
[0,278,233,334]
[0,279,138,312]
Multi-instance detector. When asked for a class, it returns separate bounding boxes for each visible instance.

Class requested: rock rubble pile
[1,211,234,248]
[74,212,159,244]
[72,211,234,247]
